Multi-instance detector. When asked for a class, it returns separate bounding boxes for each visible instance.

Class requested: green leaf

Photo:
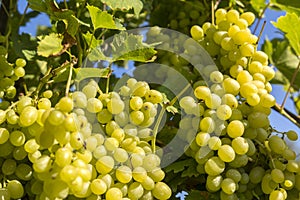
[87,5,125,30]
[101,0,143,17]
[53,66,73,83]
[22,50,36,61]
[250,0,266,14]
[181,165,198,178]
[110,32,157,62]
[164,159,195,173]
[27,0,47,12]
[74,68,111,82]
[37,33,64,57]
[82,32,102,50]
[272,13,300,56]
[186,190,210,200]
[270,0,300,16]
[262,38,300,90]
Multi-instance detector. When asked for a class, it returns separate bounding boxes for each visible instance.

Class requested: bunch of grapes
[0,51,26,102]
[175,8,300,200]
[150,0,210,34]
[0,76,173,199]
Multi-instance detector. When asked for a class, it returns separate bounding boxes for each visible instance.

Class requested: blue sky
[18,2,299,152]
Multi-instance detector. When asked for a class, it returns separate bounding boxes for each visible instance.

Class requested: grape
[268,135,286,155]
[286,130,298,141]
[7,180,24,199]
[19,106,38,127]
[206,175,223,192]
[194,86,211,100]
[128,182,144,199]
[269,190,285,200]
[9,130,26,146]
[130,110,145,125]
[222,78,240,95]
[190,25,204,40]
[218,145,235,162]
[195,132,210,146]
[113,147,129,163]
[226,169,242,183]
[55,147,73,167]
[0,128,9,144]
[227,120,244,138]
[87,98,103,113]
[271,168,285,183]
[2,158,17,175]
[132,167,147,182]
[204,156,225,176]
[96,155,114,174]
[248,112,269,128]
[200,117,215,133]
[249,166,265,184]
[231,137,249,155]
[0,188,10,200]
[97,109,113,124]
[33,155,52,173]
[221,178,236,194]
[14,66,25,77]
[216,104,232,120]
[208,136,222,150]
[152,182,172,200]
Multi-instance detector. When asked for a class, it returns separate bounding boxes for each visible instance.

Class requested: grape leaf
[109,32,157,62]
[82,32,102,50]
[250,0,266,14]
[262,38,300,90]
[164,159,196,173]
[37,33,64,57]
[87,5,125,30]
[27,0,47,13]
[74,68,111,82]
[272,13,300,56]
[101,0,143,17]
[270,0,300,16]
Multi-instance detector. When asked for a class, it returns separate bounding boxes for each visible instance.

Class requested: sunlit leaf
[101,0,143,17]
[272,13,300,56]
[37,33,64,57]
[74,68,111,82]
[87,5,125,30]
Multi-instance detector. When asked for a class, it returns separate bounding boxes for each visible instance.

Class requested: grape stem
[253,2,270,34]
[273,103,300,128]
[65,58,77,96]
[280,58,300,113]
[152,107,166,152]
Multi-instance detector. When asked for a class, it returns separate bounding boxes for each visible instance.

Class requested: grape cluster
[150,0,210,34]
[176,8,300,200]
[0,78,172,199]
[0,53,26,101]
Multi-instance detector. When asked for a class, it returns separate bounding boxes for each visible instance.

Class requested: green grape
[132,81,150,97]
[43,178,69,199]
[56,96,74,112]
[282,148,296,160]
[104,137,119,151]
[286,160,299,173]
[235,18,248,29]
[218,145,235,162]
[286,130,298,141]
[152,182,172,200]
[260,93,276,108]
[229,154,248,168]
[73,91,88,108]
[206,175,223,192]
[239,43,254,57]
[145,89,163,104]
[14,66,25,77]
[7,180,24,199]
[190,25,204,40]
[2,158,17,175]
[208,136,222,150]
[226,9,239,23]
[249,166,265,184]
[271,168,285,183]
[107,98,125,114]
[233,30,251,45]
[216,104,232,120]
[60,165,78,183]
[200,117,215,133]
[253,51,269,65]
[0,128,9,144]
[38,98,52,110]
[248,112,270,128]
[240,82,258,98]
[97,109,113,124]
[213,31,228,45]
[194,86,211,100]
[227,120,244,138]
[91,179,107,195]
[15,163,33,181]
[222,78,240,95]
[196,132,210,146]
[115,111,129,127]
[13,145,27,160]
[204,156,225,176]
[9,130,26,146]
[132,166,147,182]
[128,182,144,199]
[149,167,165,182]
[142,154,160,171]
[130,96,143,111]
[55,147,73,167]
[221,178,236,194]
[87,98,103,113]
[228,25,240,37]
[33,155,52,173]
[226,169,242,183]
[268,135,286,155]
[113,148,128,163]
[231,137,249,155]
[116,165,132,183]
[15,58,26,67]
[96,155,114,174]
[240,12,255,25]
[269,190,285,200]
[221,37,235,51]
[47,110,65,126]
[130,110,145,125]
[261,173,273,194]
